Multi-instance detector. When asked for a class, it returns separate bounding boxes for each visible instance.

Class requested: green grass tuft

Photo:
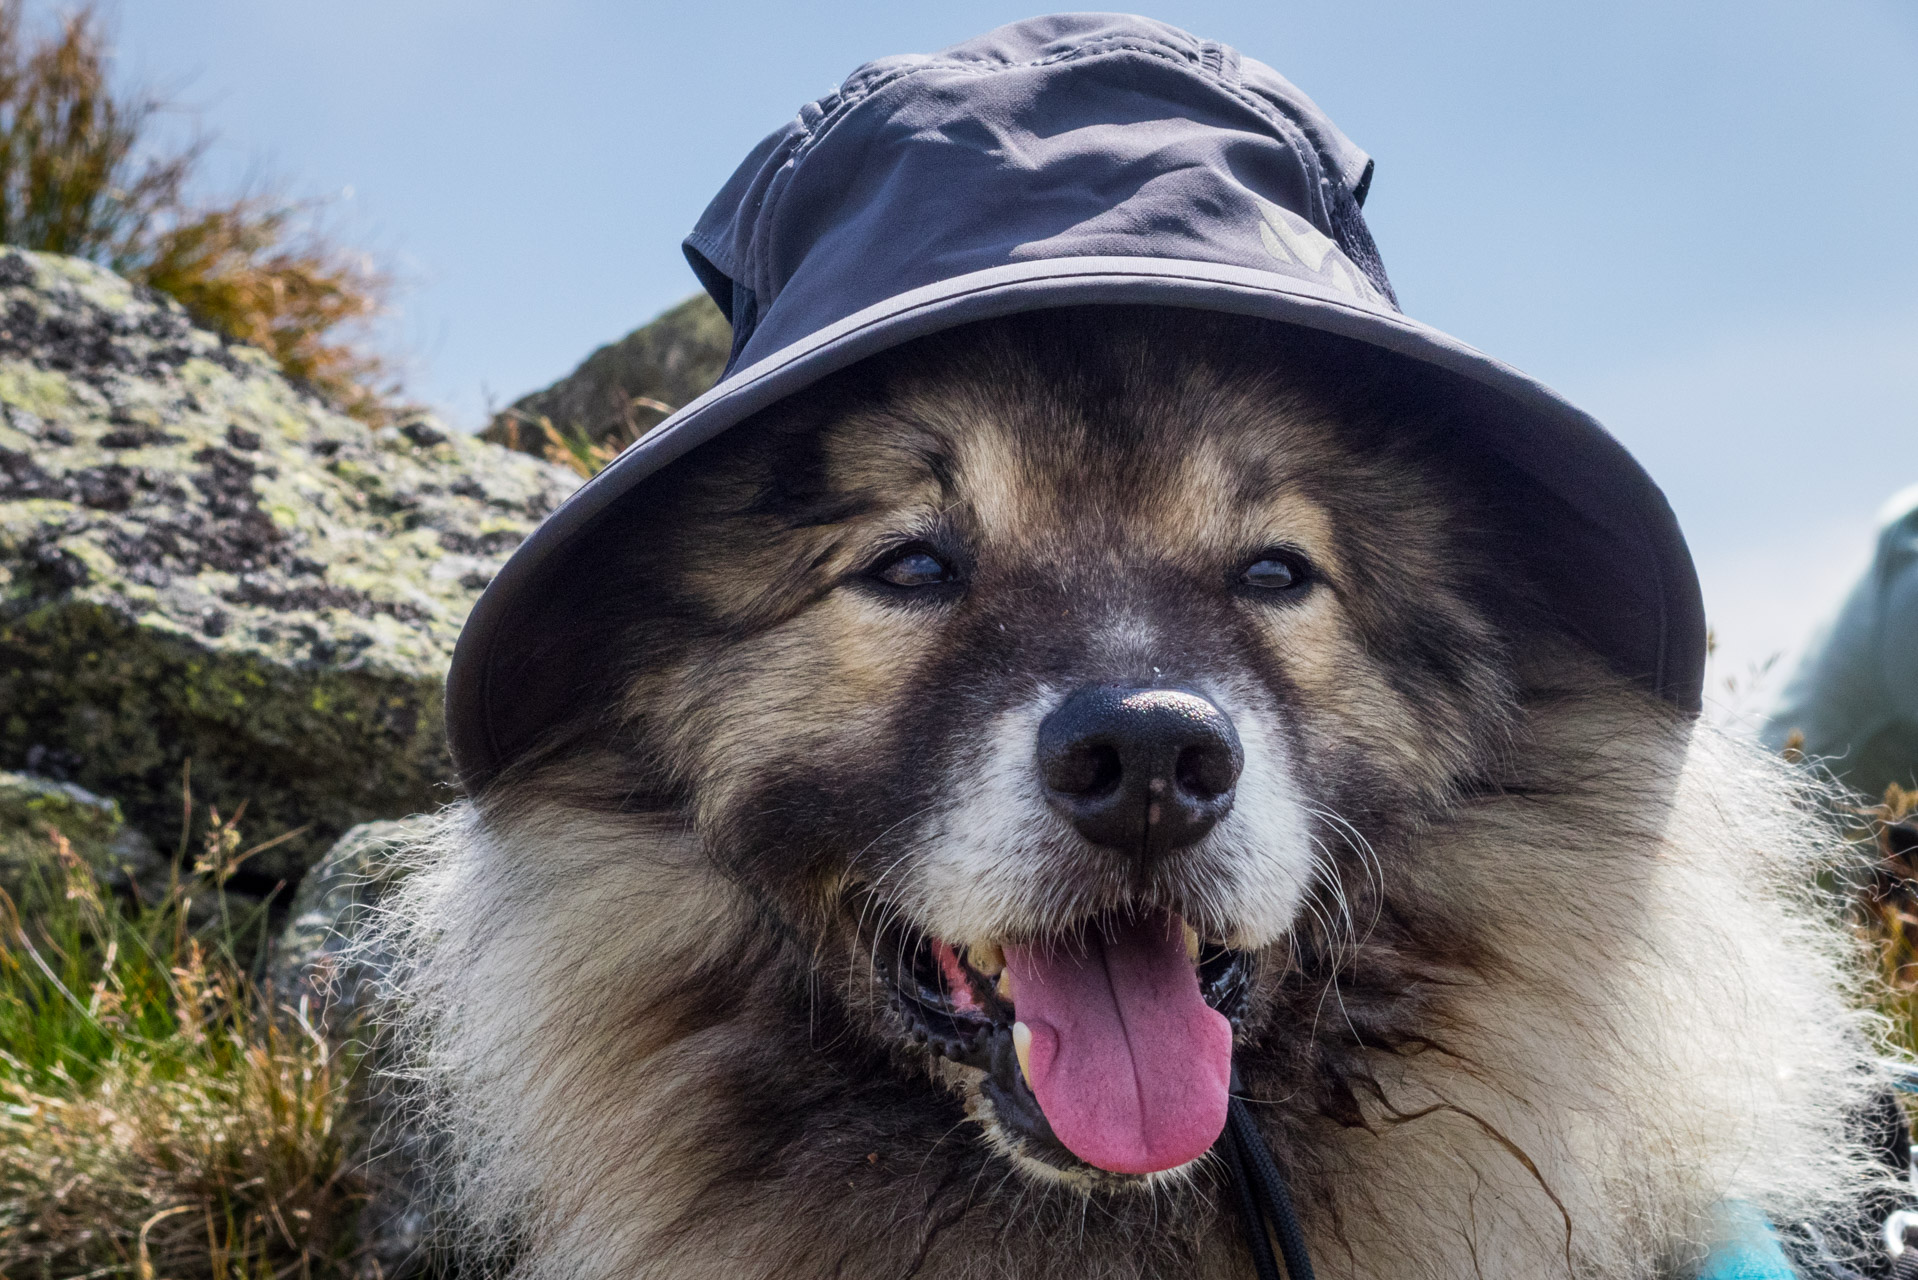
[0,785,366,1278]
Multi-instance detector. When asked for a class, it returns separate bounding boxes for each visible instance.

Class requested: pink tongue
[1005,911,1232,1175]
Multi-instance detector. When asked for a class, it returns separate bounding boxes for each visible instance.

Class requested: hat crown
[684,13,1397,376]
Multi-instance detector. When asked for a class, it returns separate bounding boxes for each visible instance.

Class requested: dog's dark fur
[374,309,1887,1279]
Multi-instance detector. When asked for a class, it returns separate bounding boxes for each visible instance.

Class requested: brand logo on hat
[1256,199,1384,306]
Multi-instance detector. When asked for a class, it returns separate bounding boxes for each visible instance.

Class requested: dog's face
[547,308,1532,1187]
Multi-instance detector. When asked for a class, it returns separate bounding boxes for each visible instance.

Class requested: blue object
[1699,1201,1800,1280]
[444,13,1707,788]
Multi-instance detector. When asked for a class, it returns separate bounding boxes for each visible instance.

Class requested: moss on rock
[0,769,166,904]
[0,251,578,885]
[270,815,438,1275]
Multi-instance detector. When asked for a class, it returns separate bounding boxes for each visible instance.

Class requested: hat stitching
[838,41,1325,194]
[736,38,1339,333]
[776,35,1331,217]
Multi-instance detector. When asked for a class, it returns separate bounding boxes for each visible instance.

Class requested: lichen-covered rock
[272,815,439,1278]
[0,769,166,904]
[271,814,428,1017]
[0,251,578,885]
[483,291,729,453]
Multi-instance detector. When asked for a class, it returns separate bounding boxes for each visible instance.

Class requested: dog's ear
[465,375,885,791]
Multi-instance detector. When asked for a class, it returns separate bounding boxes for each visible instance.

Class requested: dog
[369,307,1892,1279]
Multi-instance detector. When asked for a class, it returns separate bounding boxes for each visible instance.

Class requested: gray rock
[271,814,428,1017]
[0,769,167,904]
[483,291,729,454]
[272,814,442,1279]
[0,252,580,883]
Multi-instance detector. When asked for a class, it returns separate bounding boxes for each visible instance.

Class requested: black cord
[1222,1068,1316,1280]
[1219,1108,1283,1280]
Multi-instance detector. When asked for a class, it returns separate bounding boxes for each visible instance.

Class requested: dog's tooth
[1183,922,1201,964]
[1012,1021,1033,1087]
[970,940,1005,976]
[996,967,1016,1002]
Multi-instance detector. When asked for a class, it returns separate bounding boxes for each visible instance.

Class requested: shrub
[0,3,399,422]
[133,200,397,426]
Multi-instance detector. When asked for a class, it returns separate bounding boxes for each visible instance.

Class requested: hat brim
[449,256,1704,789]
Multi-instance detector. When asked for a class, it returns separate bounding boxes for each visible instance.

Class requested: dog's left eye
[871,545,956,588]
[1237,550,1311,592]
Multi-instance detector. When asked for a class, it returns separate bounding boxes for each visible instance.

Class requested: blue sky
[112,0,1918,706]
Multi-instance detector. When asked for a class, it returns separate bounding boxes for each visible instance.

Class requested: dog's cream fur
[362,310,1893,1279]
[369,685,1886,1279]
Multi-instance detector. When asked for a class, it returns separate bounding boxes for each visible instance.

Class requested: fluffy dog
[370,308,1891,1279]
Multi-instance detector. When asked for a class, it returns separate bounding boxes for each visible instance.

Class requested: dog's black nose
[1036,685,1242,854]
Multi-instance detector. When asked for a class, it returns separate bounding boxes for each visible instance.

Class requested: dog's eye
[1238,551,1310,592]
[872,545,955,588]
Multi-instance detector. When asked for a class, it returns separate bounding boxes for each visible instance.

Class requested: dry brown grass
[136,201,398,426]
[1,1016,359,1279]
[491,400,668,479]
[1856,783,1918,1058]
[0,802,368,1278]
[0,2,401,423]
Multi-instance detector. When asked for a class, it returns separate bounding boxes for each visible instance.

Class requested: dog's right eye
[871,544,956,588]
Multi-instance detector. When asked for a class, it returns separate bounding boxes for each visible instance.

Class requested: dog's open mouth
[875,908,1252,1176]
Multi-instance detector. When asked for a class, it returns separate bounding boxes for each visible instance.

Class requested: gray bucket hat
[448,12,1705,789]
